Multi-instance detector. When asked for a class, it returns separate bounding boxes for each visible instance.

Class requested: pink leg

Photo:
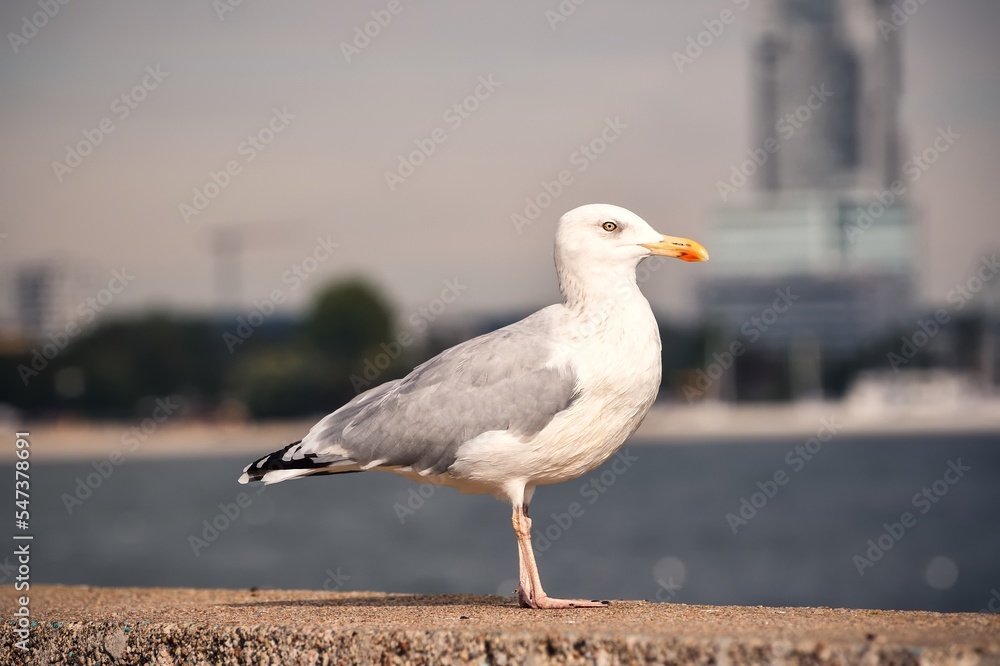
[512,504,609,609]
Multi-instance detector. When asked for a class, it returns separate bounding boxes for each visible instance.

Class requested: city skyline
[1,0,997,327]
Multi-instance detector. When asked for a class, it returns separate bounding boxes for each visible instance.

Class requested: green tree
[303,279,395,363]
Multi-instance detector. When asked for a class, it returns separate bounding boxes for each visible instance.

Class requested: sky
[1,0,998,325]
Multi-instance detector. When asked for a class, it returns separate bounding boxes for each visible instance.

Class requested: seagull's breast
[454,296,663,490]
[533,298,662,480]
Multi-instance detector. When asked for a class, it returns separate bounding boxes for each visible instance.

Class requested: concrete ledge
[3,586,999,665]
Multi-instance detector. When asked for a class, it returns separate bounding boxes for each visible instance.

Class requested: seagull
[239,204,708,609]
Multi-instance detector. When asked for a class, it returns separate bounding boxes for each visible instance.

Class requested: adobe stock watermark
[393,476,448,524]
[51,65,169,183]
[651,556,686,603]
[671,0,752,74]
[877,0,931,40]
[725,417,842,534]
[351,277,468,393]
[213,0,247,21]
[394,445,637,529]
[17,268,136,386]
[653,576,683,603]
[223,235,340,353]
[340,0,416,64]
[886,309,950,372]
[946,254,999,311]
[562,257,672,350]
[188,484,266,557]
[321,566,351,592]
[853,459,971,576]
[0,557,17,586]
[982,588,1000,614]
[384,75,501,192]
[179,107,296,224]
[887,254,997,371]
[845,126,960,243]
[511,116,628,234]
[682,287,799,402]
[7,0,73,54]
[61,397,179,515]
[544,0,587,31]
[532,449,638,556]
[716,84,833,202]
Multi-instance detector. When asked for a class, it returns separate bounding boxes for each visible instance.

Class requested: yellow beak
[640,235,710,263]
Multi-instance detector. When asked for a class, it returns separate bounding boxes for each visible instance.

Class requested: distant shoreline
[3,402,998,463]
[637,401,1000,442]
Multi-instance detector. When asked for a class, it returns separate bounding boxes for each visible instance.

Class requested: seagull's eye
[601,221,618,232]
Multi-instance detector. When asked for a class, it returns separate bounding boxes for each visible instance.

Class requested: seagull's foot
[517,589,610,609]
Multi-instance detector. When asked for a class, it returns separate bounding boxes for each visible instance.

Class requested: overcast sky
[1,0,998,324]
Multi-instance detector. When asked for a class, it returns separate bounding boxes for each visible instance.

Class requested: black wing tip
[238,439,360,484]
[240,439,304,483]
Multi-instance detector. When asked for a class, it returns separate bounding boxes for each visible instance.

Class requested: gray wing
[291,308,578,475]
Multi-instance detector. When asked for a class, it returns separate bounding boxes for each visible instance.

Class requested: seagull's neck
[556,260,647,316]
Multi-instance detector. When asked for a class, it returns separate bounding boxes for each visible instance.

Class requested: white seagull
[239,204,708,609]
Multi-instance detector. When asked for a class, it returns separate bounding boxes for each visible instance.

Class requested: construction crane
[209,221,303,312]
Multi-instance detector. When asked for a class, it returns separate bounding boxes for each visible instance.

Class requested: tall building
[0,264,94,343]
[753,0,904,192]
[702,0,915,361]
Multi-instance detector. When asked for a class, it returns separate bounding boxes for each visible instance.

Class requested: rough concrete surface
[2,586,998,665]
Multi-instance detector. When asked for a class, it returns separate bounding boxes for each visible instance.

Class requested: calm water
[10,434,1000,612]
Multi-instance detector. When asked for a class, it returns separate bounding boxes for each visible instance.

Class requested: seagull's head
[555,204,709,271]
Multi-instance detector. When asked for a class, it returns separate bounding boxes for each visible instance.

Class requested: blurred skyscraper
[0,264,95,345]
[702,0,915,382]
